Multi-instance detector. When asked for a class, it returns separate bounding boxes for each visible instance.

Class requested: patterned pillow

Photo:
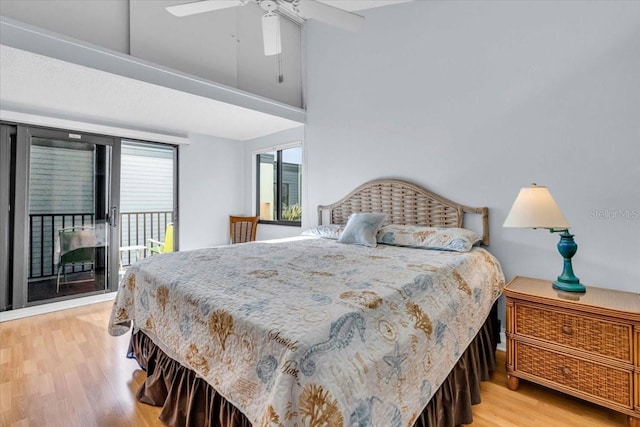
[301,224,345,240]
[338,213,388,247]
[377,224,481,252]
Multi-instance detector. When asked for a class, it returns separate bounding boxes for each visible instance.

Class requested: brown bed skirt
[129,304,499,427]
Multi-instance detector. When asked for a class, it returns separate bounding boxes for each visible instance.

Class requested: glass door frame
[0,125,14,311]
[12,125,121,308]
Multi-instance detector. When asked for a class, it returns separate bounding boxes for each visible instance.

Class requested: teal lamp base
[551,230,585,293]
[552,279,585,293]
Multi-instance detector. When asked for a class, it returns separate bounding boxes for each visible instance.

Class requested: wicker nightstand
[504,276,640,427]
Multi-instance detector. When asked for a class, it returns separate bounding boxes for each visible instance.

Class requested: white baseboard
[497,327,506,352]
[0,292,116,322]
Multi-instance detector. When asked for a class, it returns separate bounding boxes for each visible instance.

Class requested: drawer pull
[561,325,573,335]
[561,367,572,378]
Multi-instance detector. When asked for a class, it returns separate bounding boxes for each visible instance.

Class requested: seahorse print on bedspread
[300,312,366,376]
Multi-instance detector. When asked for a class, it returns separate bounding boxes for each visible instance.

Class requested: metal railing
[28,210,172,279]
[29,213,95,279]
[119,211,173,267]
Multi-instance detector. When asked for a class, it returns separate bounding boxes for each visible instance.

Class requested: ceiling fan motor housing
[258,0,279,12]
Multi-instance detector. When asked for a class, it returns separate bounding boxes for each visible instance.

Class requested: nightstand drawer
[516,341,633,408]
[514,302,632,363]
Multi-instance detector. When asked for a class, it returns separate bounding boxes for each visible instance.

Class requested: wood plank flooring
[0,301,628,426]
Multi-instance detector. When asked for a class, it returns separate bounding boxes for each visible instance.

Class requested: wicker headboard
[317,179,490,246]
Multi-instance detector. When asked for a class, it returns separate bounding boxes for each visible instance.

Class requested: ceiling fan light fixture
[261,12,282,56]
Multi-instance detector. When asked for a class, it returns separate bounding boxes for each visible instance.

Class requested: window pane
[258,151,276,221]
[280,147,302,221]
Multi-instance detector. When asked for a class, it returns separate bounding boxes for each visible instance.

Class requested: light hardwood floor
[0,301,628,426]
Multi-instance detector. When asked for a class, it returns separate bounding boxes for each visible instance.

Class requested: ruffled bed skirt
[129,304,499,427]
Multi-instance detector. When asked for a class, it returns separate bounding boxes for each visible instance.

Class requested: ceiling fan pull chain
[278,53,284,83]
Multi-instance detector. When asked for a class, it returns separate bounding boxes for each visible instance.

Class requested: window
[256,146,302,225]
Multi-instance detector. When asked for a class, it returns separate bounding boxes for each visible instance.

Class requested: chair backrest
[56,226,103,264]
[162,223,174,253]
[229,216,259,244]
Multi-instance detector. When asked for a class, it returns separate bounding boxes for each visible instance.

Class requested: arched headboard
[317,178,490,245]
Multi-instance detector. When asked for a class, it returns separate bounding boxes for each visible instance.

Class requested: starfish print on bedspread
[384,342,408,384]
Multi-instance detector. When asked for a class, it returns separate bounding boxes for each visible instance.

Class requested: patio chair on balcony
[229,216,259,244]
[147,223,174,255]
[55,225,105,292]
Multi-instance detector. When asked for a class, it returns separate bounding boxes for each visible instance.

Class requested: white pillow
[377,224,481,252]
[301,224,345,240]
[338,213,388,247]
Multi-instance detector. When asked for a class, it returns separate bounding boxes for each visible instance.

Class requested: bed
[109,179,505,427]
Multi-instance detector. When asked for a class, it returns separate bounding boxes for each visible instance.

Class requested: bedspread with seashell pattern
[109,236,504,427]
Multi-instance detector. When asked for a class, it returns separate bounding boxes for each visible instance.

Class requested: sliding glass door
[0,124,178,311]
[11,126,120,306]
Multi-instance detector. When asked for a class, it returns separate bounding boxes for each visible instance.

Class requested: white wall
[304,1,640,296]
[243,126,305,240]
[179,133,244,250]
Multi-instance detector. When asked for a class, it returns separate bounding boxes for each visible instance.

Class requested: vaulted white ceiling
[0,1,412,141]
[0,16,305,141]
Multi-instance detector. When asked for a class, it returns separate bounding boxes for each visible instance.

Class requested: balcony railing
[28,211,172,280]
[29,213,95,279]
[119,211,173,267]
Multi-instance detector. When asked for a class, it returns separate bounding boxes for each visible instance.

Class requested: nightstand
[504,276,640,427]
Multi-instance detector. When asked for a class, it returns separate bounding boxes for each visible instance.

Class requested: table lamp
[503,184,585,293]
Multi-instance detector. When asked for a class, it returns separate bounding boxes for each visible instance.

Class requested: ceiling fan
[166,0,365,56]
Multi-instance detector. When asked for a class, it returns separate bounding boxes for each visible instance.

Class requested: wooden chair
[229,216,259,244]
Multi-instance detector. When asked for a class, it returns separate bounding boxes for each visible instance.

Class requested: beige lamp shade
[503,184,570,229]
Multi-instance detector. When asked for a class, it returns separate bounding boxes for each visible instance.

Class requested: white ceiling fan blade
[296,0,364,32]
[166,0,244,17]
[261,13,282,56]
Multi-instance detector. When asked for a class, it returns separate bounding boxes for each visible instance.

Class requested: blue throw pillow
[338,213,388,247]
